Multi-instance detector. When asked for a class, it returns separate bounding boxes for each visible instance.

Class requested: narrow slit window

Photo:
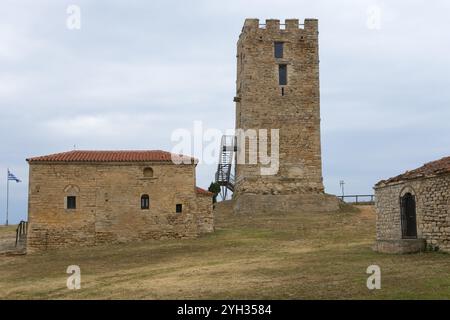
[279,64,287,85]
[67,196,76,209]
[141,194,149,210]
[176,204,182,213]
[274,42,284,58]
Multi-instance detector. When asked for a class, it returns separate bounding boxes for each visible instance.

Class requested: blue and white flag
[7,170,21,183]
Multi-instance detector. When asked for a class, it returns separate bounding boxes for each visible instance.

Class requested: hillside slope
[0,204,449,299]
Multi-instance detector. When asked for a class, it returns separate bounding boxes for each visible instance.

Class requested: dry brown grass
[0,204,449,300]
[0,225,17,253]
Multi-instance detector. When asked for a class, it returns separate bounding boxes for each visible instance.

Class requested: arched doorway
[400,193,417,239]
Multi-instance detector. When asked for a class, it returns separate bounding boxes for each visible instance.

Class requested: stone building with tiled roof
[26,150,213,252]
[374,156,450,253]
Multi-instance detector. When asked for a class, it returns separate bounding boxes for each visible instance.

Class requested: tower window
[176,204,182,213]
[274,42,284,58]
[141,194,150,210]
[279,64,287,85]
[67,196,76,209]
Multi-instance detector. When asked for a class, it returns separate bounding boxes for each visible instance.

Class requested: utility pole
[339,180,345,198]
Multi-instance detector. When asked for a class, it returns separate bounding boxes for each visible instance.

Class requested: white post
[339,180,345,198]
[6,168,9,226]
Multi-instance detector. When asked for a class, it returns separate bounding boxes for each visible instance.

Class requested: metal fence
[338,195,375,204]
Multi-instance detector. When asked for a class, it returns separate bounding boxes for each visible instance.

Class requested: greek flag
[7,170,21,183]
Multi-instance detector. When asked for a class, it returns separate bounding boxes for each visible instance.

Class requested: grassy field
[0,203,449,299]
[0,225,18,253]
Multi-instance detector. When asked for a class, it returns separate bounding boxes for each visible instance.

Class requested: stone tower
[233,18,339,213]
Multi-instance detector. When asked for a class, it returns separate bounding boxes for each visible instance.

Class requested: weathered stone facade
[233,18,339,212]
[26,150,213,252]
[374,157,450,253]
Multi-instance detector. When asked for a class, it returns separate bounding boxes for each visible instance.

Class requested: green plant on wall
[208,182,221,203]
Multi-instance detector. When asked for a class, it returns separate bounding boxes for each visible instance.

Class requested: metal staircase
[215,135,236,201]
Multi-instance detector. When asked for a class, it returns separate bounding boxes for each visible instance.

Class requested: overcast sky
[1,0,449,224]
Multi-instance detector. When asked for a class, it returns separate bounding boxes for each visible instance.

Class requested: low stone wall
[374,239,426,254]
[233,193,340,214]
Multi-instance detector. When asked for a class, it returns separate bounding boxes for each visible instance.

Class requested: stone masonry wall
[375,173,450,252]
[27,162,213,252]
[234,18,324,196]
[195,194,214,233]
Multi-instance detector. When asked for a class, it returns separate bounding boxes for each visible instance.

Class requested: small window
[143,167,153,178]
[141,194,149,210]
[176,204,182,213]
[67,196,76,209]
[279,64,287,85]
[274,42,284,58]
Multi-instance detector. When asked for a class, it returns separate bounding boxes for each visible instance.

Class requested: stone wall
[27,162,213,252]
[233,193,340,214]
[234,18,325,196]
[375,173,450,252]
[195,194,214,233]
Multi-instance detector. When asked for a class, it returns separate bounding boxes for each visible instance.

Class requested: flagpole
[6,168,9,226]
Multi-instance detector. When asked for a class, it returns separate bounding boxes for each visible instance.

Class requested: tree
[208,182,221,203]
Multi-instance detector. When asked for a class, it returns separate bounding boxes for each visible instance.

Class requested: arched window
[143,167,154,178]
[64,185,80,211]
[141,194,150,210]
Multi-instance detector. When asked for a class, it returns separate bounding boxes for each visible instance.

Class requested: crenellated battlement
[242,18,318,33]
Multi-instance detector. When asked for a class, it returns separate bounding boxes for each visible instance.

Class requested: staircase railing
[15,220,28,247]
[215,135,237,200]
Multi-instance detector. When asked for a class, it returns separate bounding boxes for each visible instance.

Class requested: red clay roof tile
[26,150,196,164]
[196,187,213,196]
[376,156,450,187]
